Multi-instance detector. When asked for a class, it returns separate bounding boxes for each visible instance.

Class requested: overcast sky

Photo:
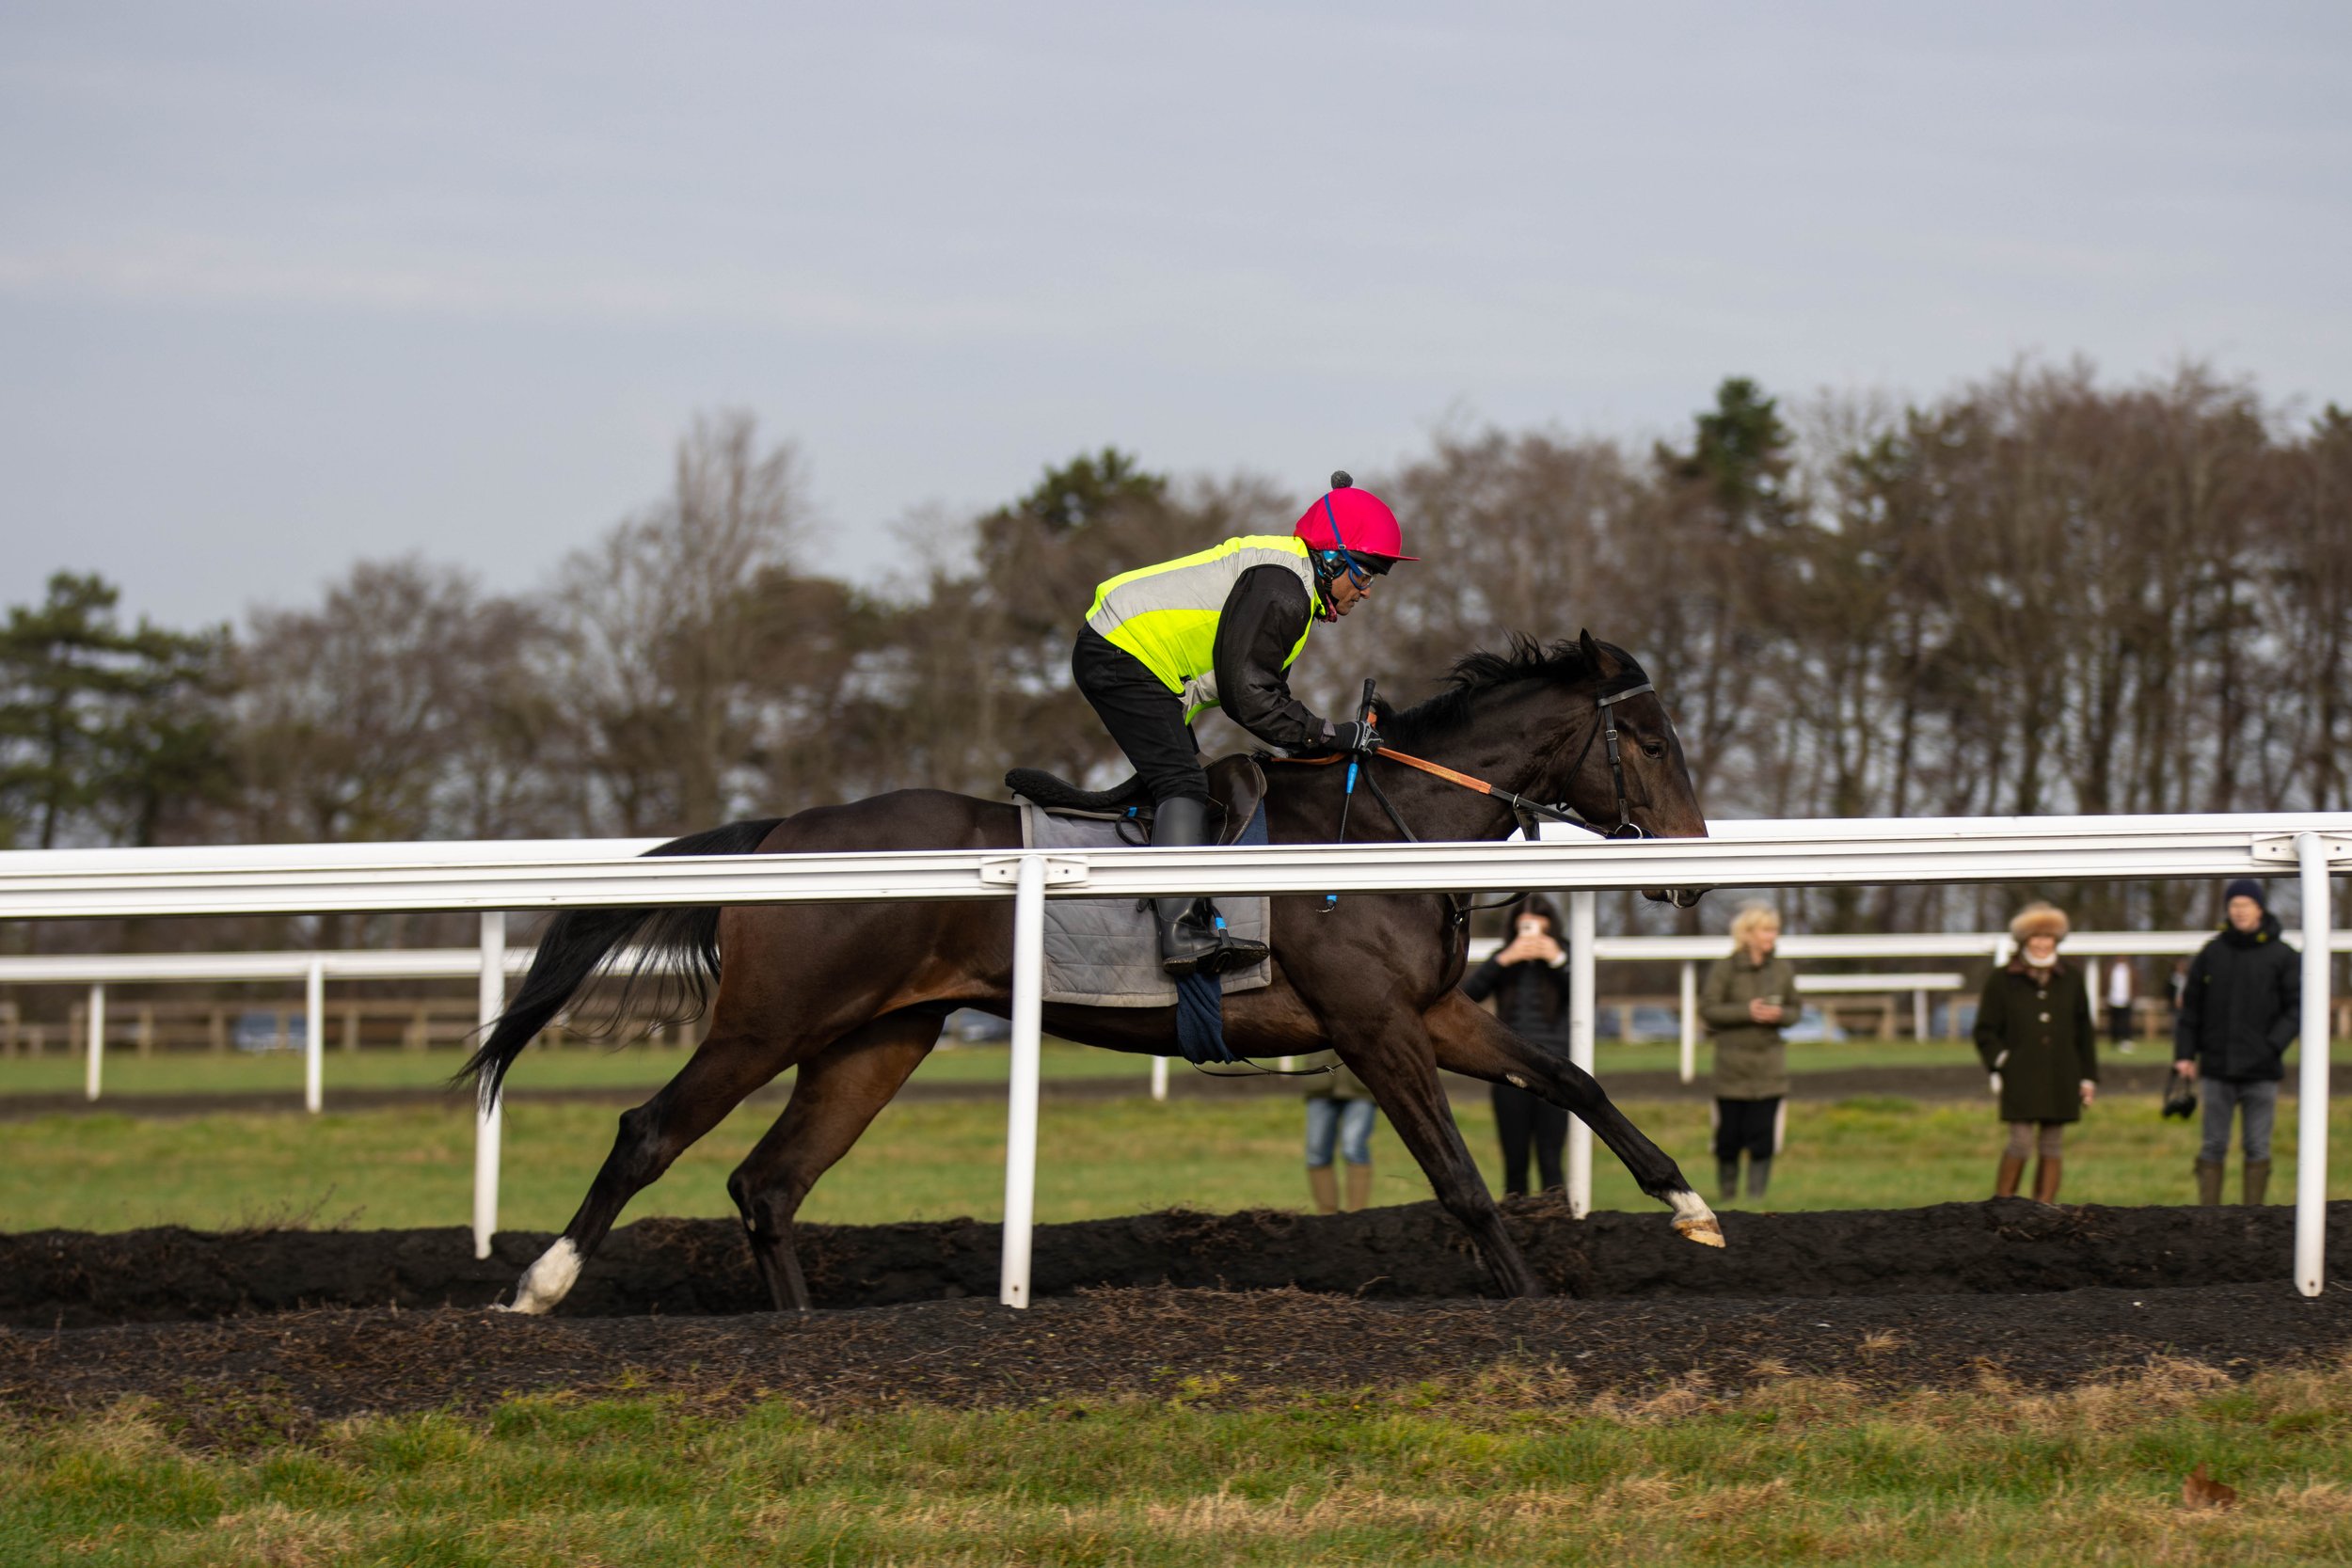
[3,2,2346,626]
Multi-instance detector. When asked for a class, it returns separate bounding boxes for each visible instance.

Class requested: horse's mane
[1375,633,1635,747]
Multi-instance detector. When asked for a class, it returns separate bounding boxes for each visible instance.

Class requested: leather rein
[1266,672,1659,922]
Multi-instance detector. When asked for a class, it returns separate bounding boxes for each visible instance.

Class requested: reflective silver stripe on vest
[1084,542,1317,677]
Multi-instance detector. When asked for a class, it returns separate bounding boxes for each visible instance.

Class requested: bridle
[1270,669,1668,921]
[1550,671,1658,841]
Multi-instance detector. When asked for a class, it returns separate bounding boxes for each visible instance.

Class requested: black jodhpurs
[1072,628,1210,804]
[1490,1082,1566,1196]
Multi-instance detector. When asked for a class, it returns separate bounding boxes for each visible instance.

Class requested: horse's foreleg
[503,1025,795,1315]
[1422,990,1723,1248]
[1324,1011,1544,1299]
[726,1009,944,1311]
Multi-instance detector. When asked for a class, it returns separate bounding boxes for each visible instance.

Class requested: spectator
[1304,1064,1376,1213]
[1975,903,2098,1203]
[1462,895,1570,1196]
[2106,958,2137,1053]
[1699,904,1796,1201]
[2176,878,2300,1207]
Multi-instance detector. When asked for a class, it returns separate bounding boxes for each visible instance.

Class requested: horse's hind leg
[726,1008,945,1311]
[1323,1010,1544,1298]
[504,1024,798,1315]
[1422,990,1723,1247]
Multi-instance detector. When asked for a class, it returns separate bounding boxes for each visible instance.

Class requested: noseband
[1553,673,1656,840]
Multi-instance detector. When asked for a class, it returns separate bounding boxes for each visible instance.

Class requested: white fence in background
[1467,926,2352,1085]
[0,812,2344,1301]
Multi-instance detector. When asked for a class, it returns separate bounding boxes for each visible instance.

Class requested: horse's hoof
[1674,1216,1726,1248]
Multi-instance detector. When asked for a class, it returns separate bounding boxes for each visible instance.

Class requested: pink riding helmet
[1292,472,1416,562]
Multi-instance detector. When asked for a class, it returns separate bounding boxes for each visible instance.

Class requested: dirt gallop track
[4,1199,2348,1430]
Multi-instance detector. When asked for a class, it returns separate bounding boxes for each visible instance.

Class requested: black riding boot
[1151,797,1269,977]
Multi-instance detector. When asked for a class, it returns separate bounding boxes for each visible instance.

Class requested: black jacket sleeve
[2268,944,2302,1058]
[1462,956,1505,1004]
[1212,566,1331,751]
[2174,947,2208,1063]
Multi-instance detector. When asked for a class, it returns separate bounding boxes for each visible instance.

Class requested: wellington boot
[2195,1158,2225,1206]
[1718,1161,1740,1201]
[2031,1157,2063,1205]
[1994,1155,2026,1198]
[2244,1158,2273,1207]
[1746,1156,1772,1199]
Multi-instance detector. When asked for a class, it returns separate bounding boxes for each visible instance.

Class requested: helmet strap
[1318,494,1373,587]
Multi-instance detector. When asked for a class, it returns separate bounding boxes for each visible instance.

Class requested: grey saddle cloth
[1012,756,1272,1009]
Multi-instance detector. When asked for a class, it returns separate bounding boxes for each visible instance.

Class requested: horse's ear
[1578,628,1612,673]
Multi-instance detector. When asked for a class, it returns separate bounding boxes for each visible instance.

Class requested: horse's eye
[1641,740,1665,761]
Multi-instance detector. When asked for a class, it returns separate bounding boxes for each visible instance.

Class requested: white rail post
[2296,834,2331,1298]
[304,958,325,1113]
[1000,853,1047,1307]
[1566,889,1597,1218]
[1150,1055,1168,1101]
[84,982,104,1101]
[1914,989,1930,1042]
[472,911,506,1260]
[1677,959,1698,1085]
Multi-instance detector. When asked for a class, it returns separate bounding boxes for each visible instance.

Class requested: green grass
[6,1085,2348,1235]
[8,1358,2352,1565]
[0,1037,1143,1097]
[15,1031,2341,1099]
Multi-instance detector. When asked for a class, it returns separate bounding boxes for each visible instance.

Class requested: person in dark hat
[2175,878,2302,1205]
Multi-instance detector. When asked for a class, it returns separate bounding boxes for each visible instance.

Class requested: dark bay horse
[463,631,1724,1316]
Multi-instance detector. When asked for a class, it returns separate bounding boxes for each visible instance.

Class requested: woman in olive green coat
[1974,902,2099,1204]
[1700,905,1799,1200]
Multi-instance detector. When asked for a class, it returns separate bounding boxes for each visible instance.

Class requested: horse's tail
[454,817,784,1107]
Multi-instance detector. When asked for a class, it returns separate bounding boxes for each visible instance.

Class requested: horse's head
[1557,630,1708,907]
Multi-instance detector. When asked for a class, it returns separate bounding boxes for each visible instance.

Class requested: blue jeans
[2200,1078,2280,1163]
[1305,1097,1375,1167]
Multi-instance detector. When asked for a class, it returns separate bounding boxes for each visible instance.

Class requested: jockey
[1073,471,1415,976]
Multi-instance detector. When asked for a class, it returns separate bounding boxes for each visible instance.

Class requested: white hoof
[1667,1190,1727,1249]
[504,1238,582,1316]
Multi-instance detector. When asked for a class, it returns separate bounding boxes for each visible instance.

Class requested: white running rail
[0,811,2343,1296]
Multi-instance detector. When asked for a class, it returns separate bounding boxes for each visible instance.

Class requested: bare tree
[553,410,810,832]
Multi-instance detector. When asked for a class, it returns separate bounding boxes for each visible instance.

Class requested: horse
[462,630,1723,1317]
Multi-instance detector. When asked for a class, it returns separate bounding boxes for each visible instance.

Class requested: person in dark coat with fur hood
[1974,902,2098,1203]
[2175,878,2301,1206]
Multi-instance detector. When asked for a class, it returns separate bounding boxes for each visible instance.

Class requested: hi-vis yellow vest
[1085,535,1320,720]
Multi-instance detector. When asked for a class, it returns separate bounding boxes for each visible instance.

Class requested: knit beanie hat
[2223,878,2266,910]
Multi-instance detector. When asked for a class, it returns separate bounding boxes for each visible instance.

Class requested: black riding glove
[1327,719,1382,755]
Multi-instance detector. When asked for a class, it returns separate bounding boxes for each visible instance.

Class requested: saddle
[1005,754,1267,847]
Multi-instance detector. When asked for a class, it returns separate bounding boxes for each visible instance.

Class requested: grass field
[7,1083,2348,1235]
[8,1357,2350,1565]
[11,1051,2350,1564]
[11,1032,2344,1100]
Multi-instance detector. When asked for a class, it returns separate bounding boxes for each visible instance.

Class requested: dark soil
[3,1198,2344,1328]
[5,1283,2347,1439]
[5,1202,2347,1432]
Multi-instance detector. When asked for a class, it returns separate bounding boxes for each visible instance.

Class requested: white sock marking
[504,1237,582,1316]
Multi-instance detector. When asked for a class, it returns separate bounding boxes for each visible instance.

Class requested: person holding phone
[1699,904,1798,1201]
[1460,895,1571,1196]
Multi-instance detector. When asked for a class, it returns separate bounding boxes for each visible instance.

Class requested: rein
[1267,669,1661,921]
